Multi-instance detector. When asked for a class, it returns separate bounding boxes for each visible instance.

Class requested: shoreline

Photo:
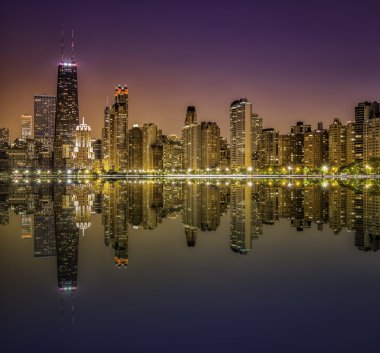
[2,173,380,180]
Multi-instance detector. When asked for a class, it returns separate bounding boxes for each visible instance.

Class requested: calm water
[1,178,380,353]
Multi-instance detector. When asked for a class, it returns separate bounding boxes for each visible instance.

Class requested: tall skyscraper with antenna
[54,27,79,170]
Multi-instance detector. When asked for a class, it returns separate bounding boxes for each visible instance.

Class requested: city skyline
[2,1,380,141]
[3,3,380,352]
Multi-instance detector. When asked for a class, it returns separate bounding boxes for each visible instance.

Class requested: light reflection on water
[1,178,380,353]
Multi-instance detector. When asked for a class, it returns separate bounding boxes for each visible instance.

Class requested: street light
[321,165,328,178]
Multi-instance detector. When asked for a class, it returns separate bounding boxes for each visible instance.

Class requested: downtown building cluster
[1,46,380,174]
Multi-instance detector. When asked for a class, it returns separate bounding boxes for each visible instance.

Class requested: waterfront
[1,179,380,353]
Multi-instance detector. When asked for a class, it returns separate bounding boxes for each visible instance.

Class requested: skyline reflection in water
[1,179,380,353]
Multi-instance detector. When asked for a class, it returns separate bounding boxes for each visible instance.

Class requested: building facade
[259,128,279,168]
[104,86,129,172]
[54,60,79,170]
[364,117,380,164]
[142,123,158,171]
[162,135,183,171]
[182,106,201,170]
[128,125,143,170]
[230,98,254,169]
[34,95,56,152]
[71,118,94,170]
[21,114,33,140]
[200,122,220,169]
[329,118,346,168]
[354,101,379,162]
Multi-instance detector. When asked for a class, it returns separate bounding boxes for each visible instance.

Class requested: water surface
[1,179,380,353]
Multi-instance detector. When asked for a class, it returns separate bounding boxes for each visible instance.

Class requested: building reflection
[230,183,261,254]
[182,182,222,247]
[0,180,380,276]
[2,177,380,324]
[54,184,80,291]
[362,188,380,251]
[34,184,55,257]
[102,181,129,267]
[73,183,95,236]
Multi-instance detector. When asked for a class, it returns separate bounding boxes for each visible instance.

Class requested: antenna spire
[61,24,64,63]
[71,29,75,63]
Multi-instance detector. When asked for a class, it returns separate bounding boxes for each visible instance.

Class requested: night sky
[1,0,380,140]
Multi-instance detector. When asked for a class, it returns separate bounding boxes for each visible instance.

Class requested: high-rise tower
[182,106,201,170]
[72,117,94,170]
[104,85,128,171]
[354,101,379,162]
[54,28,79,170]
[230,98,254,169]
[34,95,56,152]
[21,114,33,140]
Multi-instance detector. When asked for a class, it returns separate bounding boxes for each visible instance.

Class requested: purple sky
[1,0,380,140]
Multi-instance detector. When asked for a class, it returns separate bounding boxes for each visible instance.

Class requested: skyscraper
[329,118,346,168]
[251,113,263,167]
[54,32,79,170]
[200,122,220,169]
[162,135,183,170]
[303,123,328,170]
[219,137,230,168]
[354,101,379,162]
[34,95,56,151]
[142,123,158,171]
[104,85,128,171]
[0,128,9,149]
[259,128,279,168]
[364,117,380,164]
[290,121,311,166]
[230,98,254,169]
[102,106,110,170]
[345,121,355,165]
[21,114,33,140]
[72,118,94,170]
[128,125,143,170]
[278,134,292,167]
[182,106,201,170]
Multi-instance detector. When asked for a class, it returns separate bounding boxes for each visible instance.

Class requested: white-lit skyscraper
[72,118,94,170]
[182,106,201,170]
[230,99,254,169]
